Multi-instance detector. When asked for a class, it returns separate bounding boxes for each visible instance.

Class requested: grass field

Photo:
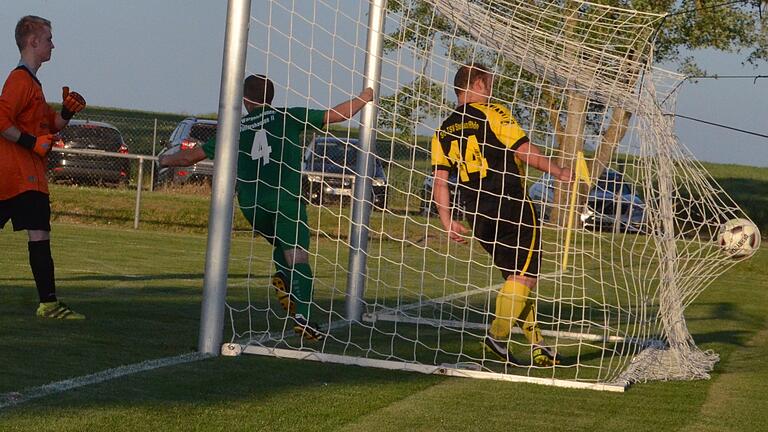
[0,223,766,431]
[2,179,768,431]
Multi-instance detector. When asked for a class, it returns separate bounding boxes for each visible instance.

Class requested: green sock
[272,247,290,276]
[291,263,313,318]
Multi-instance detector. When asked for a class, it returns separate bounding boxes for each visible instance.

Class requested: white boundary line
[0,352,210,410]
[240,345,627,393]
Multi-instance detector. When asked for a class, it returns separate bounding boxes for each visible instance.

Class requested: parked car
[528,168,647,233]
[422,168,646,232]
[302,137,388,208]
[420,170,465,219]
[48,120,130,185]
[154,118,217,188]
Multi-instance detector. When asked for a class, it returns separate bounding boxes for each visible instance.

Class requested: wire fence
[46,112,437,230]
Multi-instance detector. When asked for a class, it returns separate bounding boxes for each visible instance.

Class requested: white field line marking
[0,352,211,410]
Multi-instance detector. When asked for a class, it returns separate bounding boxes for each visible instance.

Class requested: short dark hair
[453,63,492,97]
[15,15,51,51]
[244,74,274,105]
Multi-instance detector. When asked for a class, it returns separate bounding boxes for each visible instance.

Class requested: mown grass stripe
[682,326,768,432]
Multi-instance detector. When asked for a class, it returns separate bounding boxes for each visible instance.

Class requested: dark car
[302,137,388,208]
[420,170,465,219]
[48,120,130,185]
[528,168,647,233]
[154,118,217,188]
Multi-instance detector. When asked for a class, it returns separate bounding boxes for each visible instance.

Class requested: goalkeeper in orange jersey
[431,63,572,366]
[0,16,87,319]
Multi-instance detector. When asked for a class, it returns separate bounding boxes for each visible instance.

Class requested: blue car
[527,168,647,233]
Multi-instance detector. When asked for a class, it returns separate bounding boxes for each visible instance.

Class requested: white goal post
[201,0,760,391]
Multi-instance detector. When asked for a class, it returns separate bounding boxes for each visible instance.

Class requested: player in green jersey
[160,75,373,340]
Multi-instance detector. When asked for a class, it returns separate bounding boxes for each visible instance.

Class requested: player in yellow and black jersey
[431,63,572,367]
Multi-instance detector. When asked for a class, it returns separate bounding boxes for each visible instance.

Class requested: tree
[380,0,765,223]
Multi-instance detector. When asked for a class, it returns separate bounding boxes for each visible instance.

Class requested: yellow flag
[562,151,591,271]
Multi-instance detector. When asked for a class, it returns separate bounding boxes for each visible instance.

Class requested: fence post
[134,157,144,229]
[150,118,158,192]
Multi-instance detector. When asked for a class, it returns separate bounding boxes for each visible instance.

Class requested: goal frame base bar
[237,344,628,393]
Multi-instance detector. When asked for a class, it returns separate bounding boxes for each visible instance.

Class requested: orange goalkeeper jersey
[0,66,60,200]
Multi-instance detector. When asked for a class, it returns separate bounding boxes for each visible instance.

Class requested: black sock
[28,240,57,303]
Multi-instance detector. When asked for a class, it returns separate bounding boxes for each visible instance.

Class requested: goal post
[346,0,387,322]
[197,0,251,355]
[206,0,759,390]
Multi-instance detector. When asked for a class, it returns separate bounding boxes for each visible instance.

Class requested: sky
[1,0,765,167]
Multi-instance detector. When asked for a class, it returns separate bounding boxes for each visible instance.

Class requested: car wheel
[419,188,431,216]
[303,180,322,206]
[372,187,387,210]
[153,169,170,190]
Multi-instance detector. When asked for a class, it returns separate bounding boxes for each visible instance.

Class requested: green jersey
[202,106,326,208]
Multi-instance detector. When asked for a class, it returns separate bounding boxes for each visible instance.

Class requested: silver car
[154,118,217,188]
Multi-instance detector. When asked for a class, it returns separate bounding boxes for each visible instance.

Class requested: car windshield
[597,176,627,195]
[60,125,122,150]
[314,144,347,162]
[309,141,384,177]
[189,123,217,142]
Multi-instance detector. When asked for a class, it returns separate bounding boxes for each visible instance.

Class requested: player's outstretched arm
[516,141,572,181]
[324,87,374,125]
[158,147,207,167]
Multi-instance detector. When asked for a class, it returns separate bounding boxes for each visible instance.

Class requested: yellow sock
[490,280,526,339]
[518,300,544,345]
[489,279,544,345]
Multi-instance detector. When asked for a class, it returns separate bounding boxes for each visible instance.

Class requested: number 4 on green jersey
[250,129,272,165]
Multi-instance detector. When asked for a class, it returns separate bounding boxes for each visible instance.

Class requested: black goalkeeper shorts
[467,196,541,279]
[0,190,51,232]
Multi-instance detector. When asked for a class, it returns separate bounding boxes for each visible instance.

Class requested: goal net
[219,0,760,391]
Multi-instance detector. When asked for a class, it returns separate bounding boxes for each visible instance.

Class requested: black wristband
[61,107,75,121]
[17,133,36,150]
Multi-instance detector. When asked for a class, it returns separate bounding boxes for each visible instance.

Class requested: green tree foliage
[380,0,765,135]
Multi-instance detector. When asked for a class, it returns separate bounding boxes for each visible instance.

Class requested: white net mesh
[222,0,760,390]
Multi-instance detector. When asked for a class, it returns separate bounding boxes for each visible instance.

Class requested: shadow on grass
[2,354,444,432]
[692,329,751,348]
[0,284,443,426]
[0,273,268,283]
[59,273,261,282]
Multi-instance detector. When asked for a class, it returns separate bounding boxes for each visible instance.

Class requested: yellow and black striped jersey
[431,103,529,206]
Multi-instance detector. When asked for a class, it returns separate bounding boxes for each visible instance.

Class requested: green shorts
[238,195,309,251]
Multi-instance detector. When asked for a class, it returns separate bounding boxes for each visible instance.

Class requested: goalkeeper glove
[17,133,56,157]
[61,86,86,120]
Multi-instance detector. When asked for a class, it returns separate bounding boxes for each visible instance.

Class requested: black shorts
[0,190,51,232]
[467,196,541,279]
